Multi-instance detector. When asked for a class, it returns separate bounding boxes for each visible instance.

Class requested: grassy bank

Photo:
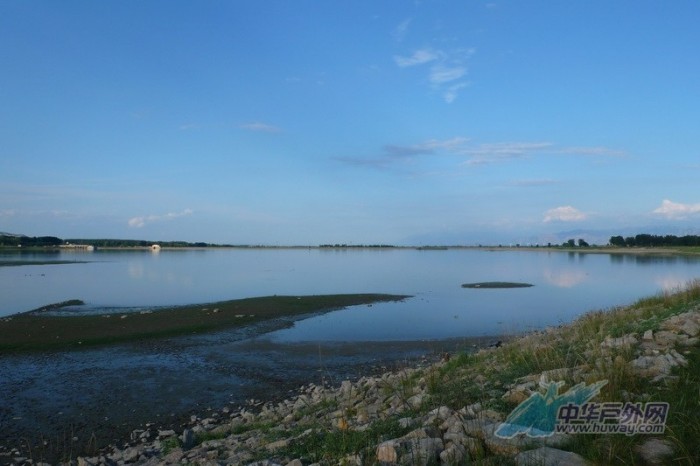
[230,281,700,465]
[0,294,408,353]
[421,281,700,463]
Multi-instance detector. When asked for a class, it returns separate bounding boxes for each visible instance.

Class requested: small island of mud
[461,281,534,289]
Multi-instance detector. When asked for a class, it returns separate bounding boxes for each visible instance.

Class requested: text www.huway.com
[555,423,665,435]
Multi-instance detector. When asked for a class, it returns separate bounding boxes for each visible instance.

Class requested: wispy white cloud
[337,137,624,172]
[240,122,282,133]
[336,137,469,170]
[560,146,626,157]
[392,18,412,42]
[0,209,16,217]
[652,199,700,220]
[392,136,469,154]
[543,206,587,223]
[462,142,554,165]
[395,46,474,103]
[429,65,467,84]
[507,178,557,187]
[459,142,625,166]
[443,82,469,104]
[393,48,439,67]
[383,144,434,158]
[128,209,194,228]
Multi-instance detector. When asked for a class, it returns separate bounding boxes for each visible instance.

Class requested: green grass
[0,294,409,353]
[277,416,414,464]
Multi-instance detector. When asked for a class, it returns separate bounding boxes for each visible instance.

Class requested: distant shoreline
[3,244,700,256]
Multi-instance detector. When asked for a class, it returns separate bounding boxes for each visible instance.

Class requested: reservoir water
[2,247,700,456]
[3,248,700,339]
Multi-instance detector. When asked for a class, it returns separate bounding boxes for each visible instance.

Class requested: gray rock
[681,319,700,336]
[376,441,398,463]
[121,446,140,463]
[339,380,354,397]
[601,334,638,348]
[181,428,196,450]
[157,429,176,439]
[439,442,467,464]
[515,447,590,465]
[407,394,425,408]
[429,406,454,420]
[400,438,444,466]
[162,448,185,463]
[340,454,362,465]
[634,438,674,465]
[265,438,290,452]
[398,417,414,429]
[377,437,444,466]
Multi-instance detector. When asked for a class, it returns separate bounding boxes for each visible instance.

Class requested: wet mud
[0,315,496,460]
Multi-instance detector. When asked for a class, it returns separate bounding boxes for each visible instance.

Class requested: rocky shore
[3,289,699,465]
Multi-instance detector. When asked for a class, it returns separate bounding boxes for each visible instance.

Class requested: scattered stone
[157,429,176,439]
[376,441,398,463]
[18,300,695,466]
[601,334,638,348]
[439,442,467,464]
[515,447,590,465]
[634,438,675,465]
[265,439,289,452]
[181,428,196,450]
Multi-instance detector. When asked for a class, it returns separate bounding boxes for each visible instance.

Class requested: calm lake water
[3,247,700,456]
[3,248,700,339]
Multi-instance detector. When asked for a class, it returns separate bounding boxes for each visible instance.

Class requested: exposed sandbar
[462,281,534,288]
[0,294,409,353]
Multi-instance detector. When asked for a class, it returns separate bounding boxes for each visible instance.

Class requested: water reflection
[543,268,588,288]
[655,275,694,291]
[3,249,700,340]
[609,253,698,265]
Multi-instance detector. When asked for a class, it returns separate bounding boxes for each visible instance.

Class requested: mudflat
[0,294,409,353]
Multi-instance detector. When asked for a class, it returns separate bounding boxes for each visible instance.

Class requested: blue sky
[2,1,699,245]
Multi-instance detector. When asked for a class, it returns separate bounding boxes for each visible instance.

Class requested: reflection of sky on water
[3,249,700,340]
[543,268,589,288]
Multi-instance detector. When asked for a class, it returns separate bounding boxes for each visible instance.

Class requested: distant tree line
[0,235,228,248]
[562,238,590,247]
[65,239,228,248]
[0,235,62,247]
[609,234,700,247]
[318,244,396,248]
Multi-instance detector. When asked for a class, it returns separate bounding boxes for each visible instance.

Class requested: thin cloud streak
[543,206,587,223]
[392,18,412,42]
[507,179,558,187]
[394,47,474,102]
[240,122,282,133]
[337,137,471,170]
[393,48,439,67]
[128,209,194,228]
[337,138,624,171]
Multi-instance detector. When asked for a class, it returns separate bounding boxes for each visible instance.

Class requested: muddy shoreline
[0,312,501,462]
